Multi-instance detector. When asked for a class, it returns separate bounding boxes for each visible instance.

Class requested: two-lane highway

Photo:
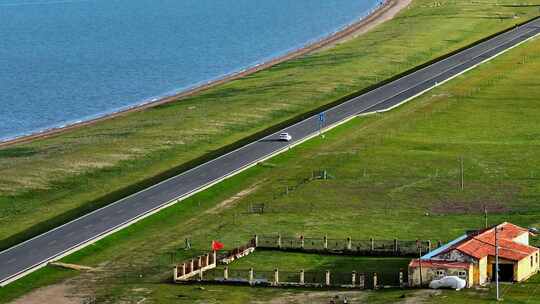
[1,17,539,286]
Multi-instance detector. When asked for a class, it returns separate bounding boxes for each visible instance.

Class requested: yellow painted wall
[468,264,474,287]
[479,257,488,285]
[408,266,471,287]
[515,251,540,282]
[513,233,529,246]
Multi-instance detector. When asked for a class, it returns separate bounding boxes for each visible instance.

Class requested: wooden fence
[254,235,435,257]
[185,267,406,289]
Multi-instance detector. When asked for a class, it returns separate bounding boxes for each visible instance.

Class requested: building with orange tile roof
[409,222,539,287]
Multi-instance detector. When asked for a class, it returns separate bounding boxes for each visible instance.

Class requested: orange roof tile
[409,259,471,269]
[452,222,538,261]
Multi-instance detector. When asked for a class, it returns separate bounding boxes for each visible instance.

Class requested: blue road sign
[319,112,325,122]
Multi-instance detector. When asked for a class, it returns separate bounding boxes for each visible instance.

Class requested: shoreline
[0,0,409,148]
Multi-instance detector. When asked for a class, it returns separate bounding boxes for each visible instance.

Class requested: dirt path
[257,291,368,304]
[11,282,83,304]
[0,0,411,148]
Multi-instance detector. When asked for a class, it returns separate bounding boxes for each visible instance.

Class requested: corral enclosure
[188,250,410,289]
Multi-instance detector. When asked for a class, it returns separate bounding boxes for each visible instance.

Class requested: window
[458,271,467,278]
[436,270,446,277]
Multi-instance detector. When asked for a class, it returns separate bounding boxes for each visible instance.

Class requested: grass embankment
[1,0,539,251]
[2,14,540,303]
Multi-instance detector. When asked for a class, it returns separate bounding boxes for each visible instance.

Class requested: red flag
[212,240,224,251]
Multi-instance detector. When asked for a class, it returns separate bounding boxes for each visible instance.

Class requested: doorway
[492,264,514,282]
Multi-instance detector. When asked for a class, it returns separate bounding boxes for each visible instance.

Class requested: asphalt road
[1,18,539,286]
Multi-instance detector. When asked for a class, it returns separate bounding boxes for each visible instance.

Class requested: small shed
[409,222,539,288]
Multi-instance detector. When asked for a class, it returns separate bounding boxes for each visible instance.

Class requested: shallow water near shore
[0,0,380,141]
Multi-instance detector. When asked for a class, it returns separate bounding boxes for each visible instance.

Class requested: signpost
[319,112,326,136]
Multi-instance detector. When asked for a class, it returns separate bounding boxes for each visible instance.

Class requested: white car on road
[279,132,292,142]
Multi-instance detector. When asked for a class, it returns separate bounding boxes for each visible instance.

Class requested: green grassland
[1,0,540,251]
[224,251,409,273]
[2,17,540,303]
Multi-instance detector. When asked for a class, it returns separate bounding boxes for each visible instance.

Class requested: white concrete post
[254,235,258,247]
[394,239,398,253]
[205,254,210,267]
[347,237,352,251]
[173,266,178,281]
[300,269,305,285]
[198,256,203,269]
[352,271,356,287]
[274,268,279,286]
[190,259,194,273]
[324,235,328,250]
[373,273,378,289]
[277,234,282,248]
[249,268,254,285]
[224,267,229,280]
[300,235,305,249]
[325,271,331,286]
[199,268,203,280]
[181,263,186,276]
[370,238,374,252]
[213,251,217,266]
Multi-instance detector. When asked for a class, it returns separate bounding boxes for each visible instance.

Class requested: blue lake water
[0,0,380,141]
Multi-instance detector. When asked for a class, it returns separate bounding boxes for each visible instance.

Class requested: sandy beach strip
[0,0,410,148]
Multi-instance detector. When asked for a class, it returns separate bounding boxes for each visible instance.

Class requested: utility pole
[418,246,423,287]
[495,226,502,301]
[460,156,464,191]
[484,205,488,228]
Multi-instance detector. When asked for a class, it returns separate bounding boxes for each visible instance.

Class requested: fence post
[394,239,398,254]
[205,254,210,267]
[427,240,432,252]
[274,268,279,286]
[277,234,282,249]
[300,235,305,249]
[199,267,203,281]
[399,270,404,287]
[370,238,374,252]
[249,268,254,286]
[347,237,352,251]
[352,271,356,287]
[173,266,178,281]
[325,270,331,286]
[198,256,203,269]
[181,263,186,276]
[190,259,194,273]
[373,273,378,289]
[300,269,305,285]
[224,267,229,280]
[323,235,328,250]
[254,235,258,247]
[213,251,217,266]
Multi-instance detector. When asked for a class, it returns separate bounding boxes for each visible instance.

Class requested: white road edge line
[1,27,538,287]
